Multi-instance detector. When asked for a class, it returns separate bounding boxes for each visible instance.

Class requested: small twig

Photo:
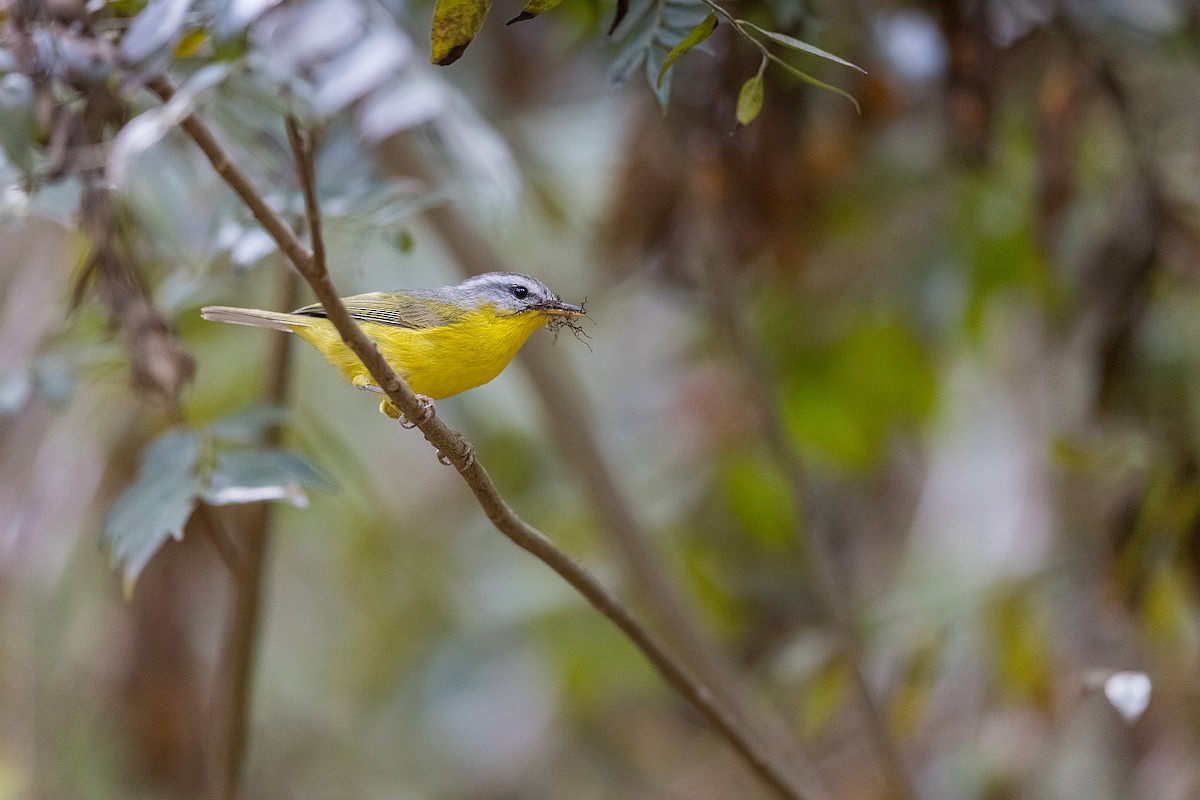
[393,140,831,800]
[701,251,916,800]
[284,117,326,277]
[147,76,813,800]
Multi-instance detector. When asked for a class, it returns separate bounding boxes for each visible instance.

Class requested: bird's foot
[437,442,476,472]
[382,394,435,428]
[356,375,433,427]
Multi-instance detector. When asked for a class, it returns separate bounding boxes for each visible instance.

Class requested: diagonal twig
[145,75,815,800]
[389,141,832,800]
[700,248,916,800]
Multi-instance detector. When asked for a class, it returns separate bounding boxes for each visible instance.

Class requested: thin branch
[701,250,916,800]
[208,259,300,800]
[391,140,831,800]
[284,117,326,276]
[147,76,316,276]
[147,76,814,800]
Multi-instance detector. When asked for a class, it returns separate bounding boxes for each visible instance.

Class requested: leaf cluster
[103,407,332,596]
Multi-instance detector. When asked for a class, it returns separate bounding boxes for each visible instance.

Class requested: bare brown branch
[148,76,815,800]
[387,138,832,800]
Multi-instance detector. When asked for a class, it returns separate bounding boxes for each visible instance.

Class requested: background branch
[148,77,816,800]
[386,139,832,800]
[699,238,915,800]
[208,256,300,800]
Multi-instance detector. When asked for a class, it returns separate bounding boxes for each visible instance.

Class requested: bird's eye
[510,285,529,300]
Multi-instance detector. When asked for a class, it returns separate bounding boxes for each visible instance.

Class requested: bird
[201,272,585,422]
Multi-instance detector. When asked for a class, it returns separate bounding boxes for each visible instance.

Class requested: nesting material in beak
[541,302,585,318]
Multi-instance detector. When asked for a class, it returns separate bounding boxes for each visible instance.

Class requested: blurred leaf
[108,0,150,14]
[887,633,945,734]
[0,73,36,173]
[677,537,748,641]
[721,452,797,552]
[430,0,493,65]
[736,72,764,125]
[216,0,282,32]
[957,172,1060,333]
[173,28,208,58]
[109,110,173,186]
[656,13,716,88]
[540,609,659,717]
[609,0,709,109]
[1116,467,1200,602]
[312,28,412,115]
[250,0,365,77]
[122,0,193,63]
[987,591,1053,706]
[358,74,448,140]
[1142,564,1200,654]
[103,429,202,598]
[476,428,545,496]
[111,62,234,185]
[780,315,935,469]
[737,21,865,73]
[203,448,334,508]
[395,229,416,252]
[799,657,850,739]
[507,0,565,24]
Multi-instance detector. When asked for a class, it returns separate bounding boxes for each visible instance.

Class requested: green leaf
[800,657,850,738]
[430,0,494,65]
[738,21,865,73]
[769,55,861,113]
[609,0,710,110]
[202,448,334,508]
[721,453,797,552]
[103,429,203,598]
[507,0,564,24]
[777,314,935,470]
[656,13,717,88]
[736,73,764,125]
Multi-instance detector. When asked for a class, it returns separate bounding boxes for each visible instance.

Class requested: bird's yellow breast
[289,305,548,400]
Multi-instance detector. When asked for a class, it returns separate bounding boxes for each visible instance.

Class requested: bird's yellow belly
[290,312,543,400]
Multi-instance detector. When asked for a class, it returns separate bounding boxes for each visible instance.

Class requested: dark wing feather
[292,292,461,329]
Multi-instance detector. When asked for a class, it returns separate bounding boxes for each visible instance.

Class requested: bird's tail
[200,306,311,332]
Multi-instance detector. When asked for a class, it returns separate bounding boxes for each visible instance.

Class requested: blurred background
[3,0,1200,798]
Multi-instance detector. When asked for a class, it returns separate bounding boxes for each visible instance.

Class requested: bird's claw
[383,394,435,428]
[437,443,476,472]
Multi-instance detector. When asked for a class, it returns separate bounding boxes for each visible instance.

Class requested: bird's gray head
[453,272,584,318]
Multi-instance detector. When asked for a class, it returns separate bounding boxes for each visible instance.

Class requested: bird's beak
[540,301,585,318]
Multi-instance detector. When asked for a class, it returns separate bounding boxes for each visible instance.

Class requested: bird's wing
[292,292,462,329]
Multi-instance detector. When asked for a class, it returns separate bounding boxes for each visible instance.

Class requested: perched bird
[202,272,584,421]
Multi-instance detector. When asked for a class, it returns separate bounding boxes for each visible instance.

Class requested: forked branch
[145,76,814,800]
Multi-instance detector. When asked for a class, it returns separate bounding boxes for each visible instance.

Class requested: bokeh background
[3,0,1200,798]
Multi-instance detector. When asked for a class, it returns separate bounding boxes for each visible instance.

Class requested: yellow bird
[202,272,584,420]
